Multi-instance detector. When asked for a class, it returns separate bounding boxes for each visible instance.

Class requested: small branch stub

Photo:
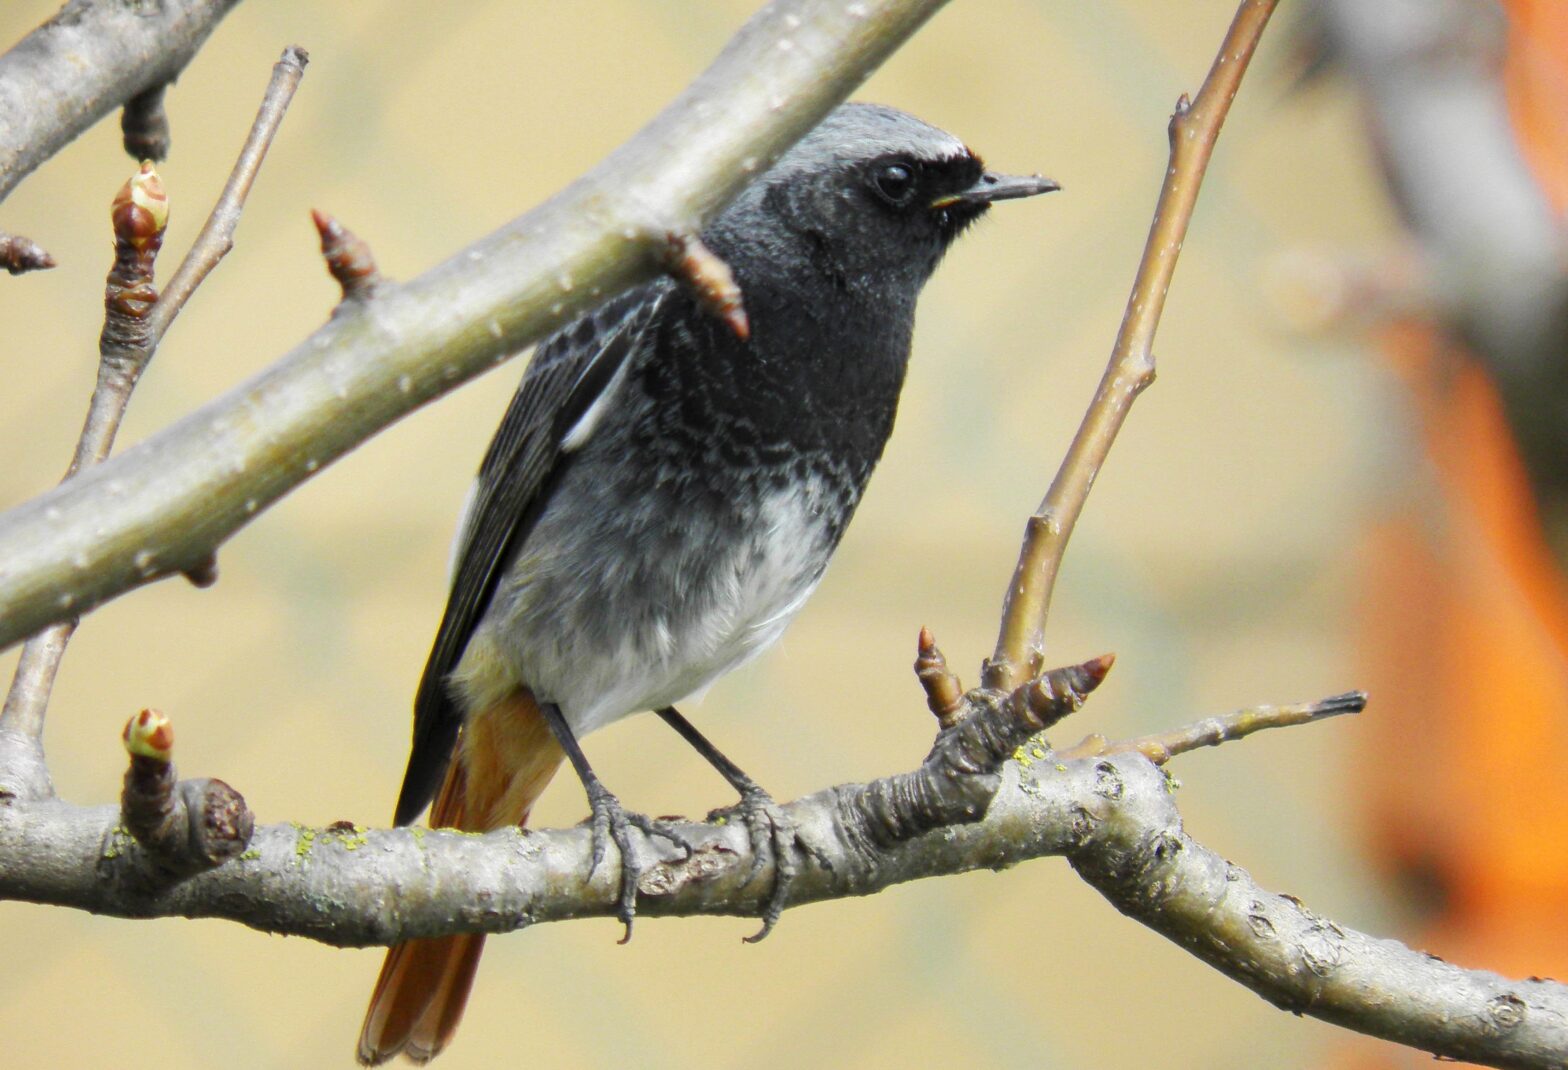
[119,709,253,876]
[121,84,171,162]
[312,209,382,302]
[0,232,55,275]
[181,553,219,589]
[663,230,750,339]
[915,626,965,728]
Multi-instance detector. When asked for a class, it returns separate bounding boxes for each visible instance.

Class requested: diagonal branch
[985,0,1279,692]
[0,0,952,654]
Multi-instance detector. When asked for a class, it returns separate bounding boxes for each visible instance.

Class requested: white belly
[454,478,834,738]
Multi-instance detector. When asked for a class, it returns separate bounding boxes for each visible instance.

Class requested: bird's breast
[464,455,846,738]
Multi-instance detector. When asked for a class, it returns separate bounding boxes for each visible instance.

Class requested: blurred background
[1,2,1564,1067]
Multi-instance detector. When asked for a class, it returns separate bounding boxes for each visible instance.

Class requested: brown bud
[110,162,168,255]
[1010,653,1116,732]
[312,209,382,300]
[916,626,966,729]
[122,707,173,762]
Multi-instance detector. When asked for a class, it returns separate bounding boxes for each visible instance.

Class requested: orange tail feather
[357,691,564,1065]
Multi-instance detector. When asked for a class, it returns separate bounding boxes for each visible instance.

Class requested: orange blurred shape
[1344,6,1568,1065]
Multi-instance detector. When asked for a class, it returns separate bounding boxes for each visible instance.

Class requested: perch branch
[0,683,1557,1067]
[985,0,1279,691]
[0,0,953,653]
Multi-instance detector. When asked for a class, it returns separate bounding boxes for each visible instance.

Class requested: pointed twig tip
[914,626,965,729]
[1079,652,1116,691]
[312,209,381,301]
[1315,690,1366,717]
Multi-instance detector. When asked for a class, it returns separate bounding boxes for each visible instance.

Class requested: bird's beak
[930,172,1061,209]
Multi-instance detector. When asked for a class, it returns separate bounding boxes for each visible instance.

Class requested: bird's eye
[872,163,916,207]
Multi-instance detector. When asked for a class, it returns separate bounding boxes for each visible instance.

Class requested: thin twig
[984,0,1279,692]
[0,49,307,744]
[0,164,168,746]
[145,45,308,344]
[121,83,171,162]
[1056,690,1366,764]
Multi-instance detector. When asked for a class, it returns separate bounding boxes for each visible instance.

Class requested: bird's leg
[537,701,693,943]
[656,705,827,942]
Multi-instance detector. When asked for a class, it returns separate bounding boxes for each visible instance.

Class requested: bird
[357,101,1057,1065]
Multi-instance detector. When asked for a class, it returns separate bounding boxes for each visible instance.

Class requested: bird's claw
[710,784,827,943]
[583,780,692,944]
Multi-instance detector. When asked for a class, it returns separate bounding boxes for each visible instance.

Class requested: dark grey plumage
[393,102,1056,827]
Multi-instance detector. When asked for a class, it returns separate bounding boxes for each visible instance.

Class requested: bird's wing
[393,285,670,825]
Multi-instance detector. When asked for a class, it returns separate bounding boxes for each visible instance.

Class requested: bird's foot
[710,783,829,943]
[583,780,694,944]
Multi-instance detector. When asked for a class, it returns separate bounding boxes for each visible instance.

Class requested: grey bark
[3,734,1563,1069]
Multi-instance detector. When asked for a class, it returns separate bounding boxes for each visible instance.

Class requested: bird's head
[716,102,1058,295]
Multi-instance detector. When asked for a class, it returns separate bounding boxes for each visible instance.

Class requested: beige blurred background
[0,3,1408,1067]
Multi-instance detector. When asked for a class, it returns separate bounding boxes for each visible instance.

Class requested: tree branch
[985,0,1278,692]
[0,683,1559,1068]
[0,0,952,653]
[0,0,243,205]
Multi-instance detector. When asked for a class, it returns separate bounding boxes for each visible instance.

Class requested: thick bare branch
[0,0,243,204]
[0,0,952,653]
[985,0,1278,691]
[0,691,1558,1068]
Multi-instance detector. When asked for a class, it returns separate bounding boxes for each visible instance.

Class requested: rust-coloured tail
[357,691,565,1065]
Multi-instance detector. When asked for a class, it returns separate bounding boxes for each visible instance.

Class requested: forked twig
[0,48,308,753]
[984,0,1280,692]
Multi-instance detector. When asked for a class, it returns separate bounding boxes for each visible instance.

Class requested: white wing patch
[559,350,632,452]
